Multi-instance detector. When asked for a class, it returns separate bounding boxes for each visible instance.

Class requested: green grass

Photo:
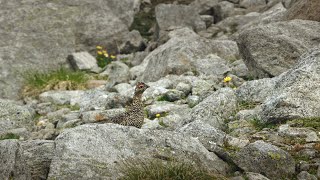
[250,118,278,131]
[0,133,20,140]
[287,117,320,131]
[22,67,89,97]
[119,159,223,180]
[24,67,88,88]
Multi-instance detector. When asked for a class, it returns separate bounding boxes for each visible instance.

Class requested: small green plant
[156,95,170,102]
[0,133,20,140]
[287,117,320,131]
[250,118,277,130]
[95,46,116,68]
[22,67,89,97]
[119,159,223,180]
[158,119,169,128]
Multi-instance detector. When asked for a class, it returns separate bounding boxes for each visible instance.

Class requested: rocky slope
[1,0,320,179]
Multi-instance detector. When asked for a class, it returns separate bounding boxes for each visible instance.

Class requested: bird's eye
[139,85,144,88]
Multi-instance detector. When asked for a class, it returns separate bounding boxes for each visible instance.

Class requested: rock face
[260,49,320,123]
[67,52,99,72]
[284,0,320,22]
[0,99,34,132]
[139,28,238,82]
[155,4,205,41]
[237,20,320,78]
[0,139,54,180]
[0,0,139,99]
[189,88,237,129]
[234,140,295,179]
[48,124,230,179]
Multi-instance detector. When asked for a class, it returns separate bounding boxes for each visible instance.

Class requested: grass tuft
[119,159,223,180]
[22,67,89,97]
[0,133,20,140]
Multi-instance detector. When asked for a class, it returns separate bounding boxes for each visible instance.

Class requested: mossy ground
[0,133,20,140]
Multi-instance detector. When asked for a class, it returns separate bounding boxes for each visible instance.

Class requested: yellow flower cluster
[156,113,161,118]
[223,76,232,83]
[95,45,116,68]
[96,45,116,59]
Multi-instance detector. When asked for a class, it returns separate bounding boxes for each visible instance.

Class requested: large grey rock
[101,61,130,87]
[189,88,237,129]
[67,51,99,72]
[140,28,239,83]
[0,99,34,132]
[0,140,54,180]
[39,90,85,105]
[119,30,146,54]
[48,124,230,179]
[0,0,139,99]
[240,0,267,9]
[297,171,317,180]
[234,140,295,179]
[260,49,320,123]
[190,0,219,14]
[155,4,205,41]
[192,54,231,76]
[71,90,129,111]
[237,20,320,78]
[284,0,320,22]
[235,78,277,103]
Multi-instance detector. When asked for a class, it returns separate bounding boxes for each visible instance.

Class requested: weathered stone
[187,95,200,108]
[192,54,231,77]
[259,49,320,123]
[101,61,130,87]
[213,1,235,23]
[139,28,239,83]
[155,4,205,41]
[297,171,317,180]
[190,88,237,129]
[0,0,139,99]
[234,140,295,179]
[0,99,34,132]
[119,30,146,54]
[231,60,249,78]
[39,90,85,105]
[86,80,107,89]
[163,89,185,102]
[278,124,319,143]
[48,124,230,179]
[245,172,270,180]
[145,102,188,119]
[284,0,320,22]
[200,15,214,27]
[71,90,129,111]
[0,139,54,180]
[190,0,219,14]
[237,20,320,78]
[176,82,192,96]
[240,0,267,9]
[67,51,99,71]
[235,78,277,103]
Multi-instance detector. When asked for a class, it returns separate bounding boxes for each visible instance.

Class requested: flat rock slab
[48,124,229,179]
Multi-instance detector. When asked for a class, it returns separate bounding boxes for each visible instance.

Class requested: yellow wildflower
[110,55,116,59]
[104,53,109,57]
[102,50,107,54]
[156,113,161,118]
[97,51,103,55]
[223,76,232,83]
[96,45,102,50]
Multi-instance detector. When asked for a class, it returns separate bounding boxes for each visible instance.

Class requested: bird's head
[135,82,149,94]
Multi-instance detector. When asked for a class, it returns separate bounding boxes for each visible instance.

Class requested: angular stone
[237,20,320,78]
[48,124,230,179]
[234,140,295,179]
[67,51,99,71]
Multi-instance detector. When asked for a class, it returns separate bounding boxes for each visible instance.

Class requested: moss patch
[287,117,320,131]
